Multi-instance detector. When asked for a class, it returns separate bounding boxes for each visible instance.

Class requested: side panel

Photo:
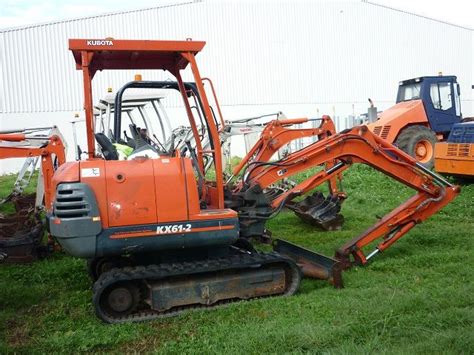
[183,158,201,216]
[96,217,239,257]
[79,160,109,227]
[105,159,157,227]
[434,142,474,176]
[153,157,189,223]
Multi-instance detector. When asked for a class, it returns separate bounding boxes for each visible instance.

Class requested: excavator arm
[227,116,346,230]
[232,115,343,196]
[236,124,459,269]
[0,131,66,208]
[0,128,66,263]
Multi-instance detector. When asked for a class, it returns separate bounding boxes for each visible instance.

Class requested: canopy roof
[69,39,206,71]
[100,92,167,105]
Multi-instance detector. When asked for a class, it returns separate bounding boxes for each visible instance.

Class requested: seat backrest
[95,133,119,160]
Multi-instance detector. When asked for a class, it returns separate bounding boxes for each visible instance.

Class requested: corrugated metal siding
[0,0,472,113]
[472,30,474,116]
[0,0,199,113]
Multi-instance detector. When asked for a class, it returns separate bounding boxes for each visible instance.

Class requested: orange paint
[1,134,66,210]
[435,142,474,176]
[367,100,429,143]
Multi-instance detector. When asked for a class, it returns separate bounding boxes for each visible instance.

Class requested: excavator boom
[229,116,346,230]
[232,123,459,269]
[0,131,66,208]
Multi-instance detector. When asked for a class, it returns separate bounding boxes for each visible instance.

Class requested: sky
[0,0,472,30]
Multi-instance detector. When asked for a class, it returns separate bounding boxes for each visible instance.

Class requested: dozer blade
[286,191,344,231]
[274,239,343,288]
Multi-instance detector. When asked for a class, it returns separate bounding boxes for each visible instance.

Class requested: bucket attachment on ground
[0,194,47,263]
[286,192,344,231]
[273,239,343,288]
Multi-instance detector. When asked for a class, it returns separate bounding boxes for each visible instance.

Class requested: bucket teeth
[286,192,344,231]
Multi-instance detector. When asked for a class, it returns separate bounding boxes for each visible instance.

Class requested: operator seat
[95,133,119,160]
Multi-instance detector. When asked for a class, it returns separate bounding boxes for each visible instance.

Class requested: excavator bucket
[286,192,344,231]
[0,194,45,263]
[274,239,343,288]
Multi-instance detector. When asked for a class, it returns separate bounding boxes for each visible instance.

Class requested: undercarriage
[92,248,301,323]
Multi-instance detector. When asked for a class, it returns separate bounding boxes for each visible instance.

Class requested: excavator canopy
[69,38,225,208]
[69,39,206,73]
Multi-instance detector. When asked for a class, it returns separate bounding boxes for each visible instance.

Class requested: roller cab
[368,75,462,169]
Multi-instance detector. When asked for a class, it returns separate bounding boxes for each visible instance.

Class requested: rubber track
[93,252,301,323]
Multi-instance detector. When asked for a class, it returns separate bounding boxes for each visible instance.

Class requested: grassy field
[0,166,473,354]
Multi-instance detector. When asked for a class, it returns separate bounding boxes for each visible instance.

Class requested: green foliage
[1,166,472,353]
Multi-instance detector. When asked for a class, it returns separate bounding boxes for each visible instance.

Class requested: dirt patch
[5,319,32,348]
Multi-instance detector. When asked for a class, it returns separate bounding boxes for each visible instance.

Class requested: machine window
[430,82,453,111]
[430,84,440,108]
[398,83,421,101]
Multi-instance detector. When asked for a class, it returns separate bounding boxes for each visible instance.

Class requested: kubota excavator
[45,39,459,323]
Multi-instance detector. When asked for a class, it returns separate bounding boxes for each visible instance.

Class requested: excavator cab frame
[69,39,226,209]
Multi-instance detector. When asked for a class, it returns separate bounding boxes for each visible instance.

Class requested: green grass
[0,173,39,215]
[1,166,473,354]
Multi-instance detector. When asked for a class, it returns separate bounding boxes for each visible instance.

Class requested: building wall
[1,0,473,173]
[468,31,474,107]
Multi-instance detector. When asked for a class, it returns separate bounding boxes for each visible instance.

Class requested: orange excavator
[0,127,66,263]
[43,39,458,323]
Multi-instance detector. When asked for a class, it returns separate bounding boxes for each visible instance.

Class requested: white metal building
[1,0,473,173]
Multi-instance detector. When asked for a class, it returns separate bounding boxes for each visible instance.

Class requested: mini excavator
[0,127,66,263]
[46,39,459,323]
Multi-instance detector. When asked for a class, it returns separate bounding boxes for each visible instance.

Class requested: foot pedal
[286,192,344,231]
[274,239,343,288]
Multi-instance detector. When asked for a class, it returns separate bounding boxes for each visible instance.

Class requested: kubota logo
[239,128,253,133]
[87,40,114,46]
